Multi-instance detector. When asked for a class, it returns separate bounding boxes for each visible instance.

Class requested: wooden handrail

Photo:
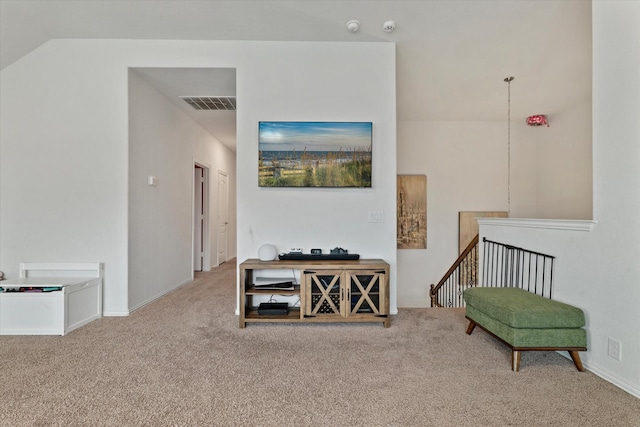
[430,234,479,307]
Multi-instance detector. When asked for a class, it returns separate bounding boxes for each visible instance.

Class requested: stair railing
[430,236,556,307]
[481,237,555,299]
[429,234,479,307]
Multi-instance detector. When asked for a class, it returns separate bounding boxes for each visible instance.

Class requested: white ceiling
[0,0,592,152]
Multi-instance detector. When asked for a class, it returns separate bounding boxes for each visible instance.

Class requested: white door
[218,171,229,264]
[194,166,205,271]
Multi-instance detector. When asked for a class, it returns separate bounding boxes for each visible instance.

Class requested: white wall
[530,99,592,219]
[397,121,511,307]
[479,2,640,398]
[1,41,130,315]
[128,70,236,311]
[396,98,592,308]
[1,39,396,315]
[236,42,398,312]
[398,95,592,307]
[589,0,640,395]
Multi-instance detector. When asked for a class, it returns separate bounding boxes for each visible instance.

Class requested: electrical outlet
[608,337,622,361]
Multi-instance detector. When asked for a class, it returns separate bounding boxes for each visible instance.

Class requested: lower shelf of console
[243,307,301,323]
[242,306,389,326]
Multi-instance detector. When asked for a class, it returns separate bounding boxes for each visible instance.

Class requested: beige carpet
[1,259,639,426]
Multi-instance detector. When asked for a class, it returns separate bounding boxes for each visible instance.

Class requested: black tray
[278,253,360,261]
[258,302,289,315]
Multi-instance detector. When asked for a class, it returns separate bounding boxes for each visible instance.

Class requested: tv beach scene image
[258,122,373,188]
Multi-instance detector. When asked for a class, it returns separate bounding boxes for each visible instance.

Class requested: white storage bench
[0,262,103,335]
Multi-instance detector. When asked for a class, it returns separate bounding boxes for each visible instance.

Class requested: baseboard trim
[129,278,192,313]
[103,311,130,317]
[557,351,640,398]
[584,360,640,399]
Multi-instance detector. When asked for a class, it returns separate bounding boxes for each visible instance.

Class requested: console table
[239,258,390,328]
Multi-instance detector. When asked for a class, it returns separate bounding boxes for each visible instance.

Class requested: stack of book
[253,277,295,290]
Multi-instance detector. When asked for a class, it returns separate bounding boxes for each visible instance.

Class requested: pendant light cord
[504,76,514,217]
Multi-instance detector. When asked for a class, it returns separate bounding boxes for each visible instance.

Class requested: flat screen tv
[258,121,373,188]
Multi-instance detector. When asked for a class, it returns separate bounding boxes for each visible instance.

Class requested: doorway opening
[194,163,211,272]
[217,170,229,265]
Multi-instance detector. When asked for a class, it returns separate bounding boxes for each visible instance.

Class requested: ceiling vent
[181,96,236,111]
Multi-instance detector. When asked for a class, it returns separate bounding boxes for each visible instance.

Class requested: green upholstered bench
[463,287,587,372]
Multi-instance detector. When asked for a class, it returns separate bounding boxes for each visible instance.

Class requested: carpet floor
[1,259,639,426]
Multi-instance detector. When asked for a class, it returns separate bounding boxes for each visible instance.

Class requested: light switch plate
[368,211,384,223]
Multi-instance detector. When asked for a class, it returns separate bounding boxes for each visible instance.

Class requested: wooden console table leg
[466,321,476,335]
[512,350,521,372]
[569,351,585,372]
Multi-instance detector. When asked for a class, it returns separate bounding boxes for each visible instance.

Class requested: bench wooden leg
[569,351,585,372]
[512,350,521,372]
[466,321,476,335]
